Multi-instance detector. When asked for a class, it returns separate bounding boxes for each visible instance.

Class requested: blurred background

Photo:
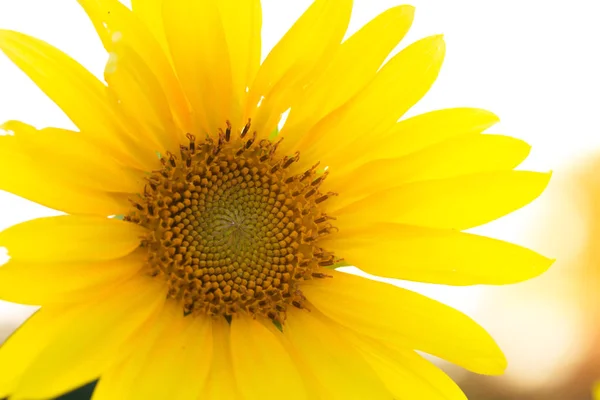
[0,0,599,399]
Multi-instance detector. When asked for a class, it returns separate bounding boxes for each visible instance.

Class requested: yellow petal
[0,29,149,170]
[334,171,551,230]
[247,0,353,136]
[0,130,129,216]
[130,0,170,58]
[11,277,166,399]
[280,5,415,153]
[284,307,392,399]
[105,44,180,154]
[90,302,181,400]
[163,0,237,133]
[292,35,445,172]
[201,317,242,399]
[369,108,499,159]
[323,223,553,285]
[0,29,105,135]
[125,307,212,400]
[339,107,500,173]
[347,334,467,400]
[0,216,146,263]
[2,120,144,194]
[78,0,193,135]
[0,307,76,398]
[217,0,262,109]
[230,316,308,400]
[0,250,145,305]
[254,319,324,399]
[302,269,507,374]
[328,134,531,207]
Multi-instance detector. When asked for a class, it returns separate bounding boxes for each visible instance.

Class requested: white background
[0,0,599,390]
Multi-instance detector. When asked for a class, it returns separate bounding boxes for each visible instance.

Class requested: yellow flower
[0,0,552,399]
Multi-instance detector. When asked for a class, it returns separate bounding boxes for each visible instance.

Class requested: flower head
[0,0,552,399]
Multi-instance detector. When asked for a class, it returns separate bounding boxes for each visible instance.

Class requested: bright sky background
[0,0,599,386]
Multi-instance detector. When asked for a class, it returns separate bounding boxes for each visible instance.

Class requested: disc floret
[126,121,339,323]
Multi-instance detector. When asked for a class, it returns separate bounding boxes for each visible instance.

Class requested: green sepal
[272,319,283,332]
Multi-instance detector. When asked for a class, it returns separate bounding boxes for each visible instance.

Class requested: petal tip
[433,33,445,41]
[398,4,416,17]
[541,170,553,186]
[0,29,14,48]
[531,170,553,191]
[540,257,557,273]
[483,109,501,124]
[473,348,508,376]
[486,358,508,376]
[431,34,446,54]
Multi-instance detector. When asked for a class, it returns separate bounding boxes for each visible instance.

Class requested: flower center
[126,122,338,323]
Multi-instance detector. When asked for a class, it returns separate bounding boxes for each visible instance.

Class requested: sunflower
[0,0,552,399]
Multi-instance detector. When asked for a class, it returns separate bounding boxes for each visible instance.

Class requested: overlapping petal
[344,333,467,400]
[90,303,180,399]
[0,307,77,398]
[279,5,415,152]
[0,215,146,262]
[247,0,353,137]
[217,0,262,110]
[334,171,551,230]
[303,270,507,374]
[338,107,500,173]
[200,317,242,399]
[327,134,531,208]
[0,250,145,305]
[93,303,211,400]
[323,223,553,285]
[163,0,237,133]
[291,35,445,172]
[130,0,170,57]
[129,315,210,400]
[284,307,392,399]
[0,29,154,170]
[231,316,307,400]
[1,120,144,194]
[78,0,193,135]
[104,43,181,154]
[5,277,166,399]
[0,127,130,215]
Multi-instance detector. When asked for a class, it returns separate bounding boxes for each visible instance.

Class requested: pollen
[126,121,339,323]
